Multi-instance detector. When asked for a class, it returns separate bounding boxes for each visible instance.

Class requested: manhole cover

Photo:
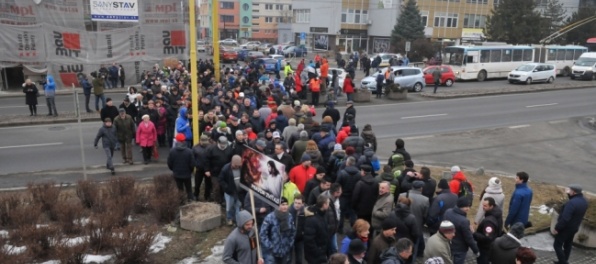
[48,126,66,131]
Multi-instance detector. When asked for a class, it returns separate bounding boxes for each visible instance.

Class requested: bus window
[444,48,465,66]
[466,56,474,64]
[574,49,584,60]
[490,49,502,62]
[565,50,574,60]
[502,49,512,62]
[481,50,490,63]
[556,50,565,60]
[513,50,523,61]
[548,49,556,61]
[522,49,533,61]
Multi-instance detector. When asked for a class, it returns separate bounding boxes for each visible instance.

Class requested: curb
[420,82,596,98]
[0,117,99,127]
[0,88,129,99]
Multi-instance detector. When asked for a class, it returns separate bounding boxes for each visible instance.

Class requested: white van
[571,52,596,80]
[508,63,556,84]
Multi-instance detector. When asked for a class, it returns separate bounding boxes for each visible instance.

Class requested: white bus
[444,45,535,81]
[535,45,587,76]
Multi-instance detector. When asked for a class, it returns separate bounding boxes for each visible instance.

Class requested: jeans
[452,251,467,264]
[292,240,304,264]
[263,247,291,264]
[110,78,118,89]
[328,233,338,255]
[346,93,353,102]
[46,97,57,115]
[339,196,356,231]
[224,193,241,222]
[175,177,193,200]
[84,93,91,111]
[95,93,106,111]
[119,141,133,163]
[433,81,440,93]
[554,231,575,264]
[103,147,114,170]
[104,78,112,89]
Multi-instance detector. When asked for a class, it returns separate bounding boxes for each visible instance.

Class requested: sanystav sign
[90,0,139,22]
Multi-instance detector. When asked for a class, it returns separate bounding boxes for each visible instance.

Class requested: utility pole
[212,0,220,82]
[189,0,200,145]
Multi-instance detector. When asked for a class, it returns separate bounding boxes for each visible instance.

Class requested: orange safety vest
[310,78,320,92]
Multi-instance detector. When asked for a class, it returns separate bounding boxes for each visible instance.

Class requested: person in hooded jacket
[304,195,330,264]
[327,144,346,183]
[336,124,351,144]
[206,137,234,203]
[379,238,414,264]
[351,165,379,231]
[473,197,503,264]
[357,145,380,176]
[360,124,377,152]
[323,101,341,128]
[343,126,366,155]
[393,199,420,248]
[427,179,458,235]
[260,197,296,263]
[44,75,58,116]
[94,118,118,175]
[175,107,193,147]
[222,210,264,264]
[167,133,196,201]
[488,222,525,264]
[336,156,360,231]
[474,177,505,226]
[343,100,356,125]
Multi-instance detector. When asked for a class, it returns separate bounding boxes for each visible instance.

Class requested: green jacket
[92,78,104,95]
[113,114,136,142]
[282,181,301,208]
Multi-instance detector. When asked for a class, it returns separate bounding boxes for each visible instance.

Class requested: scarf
[274,209,290,233]
[358,234,369,243]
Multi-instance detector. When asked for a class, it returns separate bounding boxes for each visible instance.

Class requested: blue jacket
[175,107,192,141]
[80,78,92,95]
[555,193,588,234]
[505,183,533,227]
[444,207,479,254]
[44,75,56,97]
[316,133,336,160]
[259,211,296,257]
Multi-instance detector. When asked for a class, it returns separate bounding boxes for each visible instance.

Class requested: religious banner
[90,0,139,22]
[36,0,86,29]
[93,26,146,64]
[240,146,285,207]
[139,0,187,25]
[0,24,46,63]
[142,24,189,61]
[0,0,39,25]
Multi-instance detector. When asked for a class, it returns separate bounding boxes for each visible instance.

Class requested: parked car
[254,58,278,72]
[423,65,456,87]
[361,66,426,93]
[508,63,556,84]
[571,52,596,80]
[316,67,346,88]
[196,40,208,52]
[219,39,238,45]
[241,41,261,50]
[268,55,288,66]
[259,43,273,54]
[236,49,249,61]
[370,53,401,67]
[282,46,308,57]
[220,47,238,63]
[247,51,265,61]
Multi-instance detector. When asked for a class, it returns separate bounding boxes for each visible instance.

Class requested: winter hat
[118,108,126,113]
[345,146,355,155]
[361,165,372,173]
[488,177,502,188]
[256,139,267,148]
[229,115,238,122]
[239,92,245,98]
[439,220,455,234]
[200,134,210,143]
[348,238,367,255]
[175,133,186,142]
[568,184,582,193]
[299,131,309,139]
[272,131,281,138]
[219,122,227,128]
[413,181,425,189]
[451,165,461,173]
[457,196,471,208]
[294,100,301,107]
[437,179,449,190]
[300,153,311,163]
[280,197,289,205]
[509,222,525,239]
[333,143,343,151]
[382,217,398,230]
[218,136,228,144]
[316,166,326,174]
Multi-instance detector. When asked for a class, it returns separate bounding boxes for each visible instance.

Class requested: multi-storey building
[198,0,240,40]
[251,0,293,42]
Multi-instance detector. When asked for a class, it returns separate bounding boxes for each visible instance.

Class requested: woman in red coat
[136,114,157,164]
[343,74,355,102]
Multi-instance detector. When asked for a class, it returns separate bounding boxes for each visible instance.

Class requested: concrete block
[180,202,221,232]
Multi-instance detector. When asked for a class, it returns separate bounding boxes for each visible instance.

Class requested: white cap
[273,131,281,138]
[451,165,461,173]
[239,92,245,97]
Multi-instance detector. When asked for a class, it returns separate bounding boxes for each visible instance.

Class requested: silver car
[361,67,426,93]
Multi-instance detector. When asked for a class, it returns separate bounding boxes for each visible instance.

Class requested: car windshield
[444,47,465,66]
[575,58,596,66]
[515,65,535,72]
[263,59,276,64]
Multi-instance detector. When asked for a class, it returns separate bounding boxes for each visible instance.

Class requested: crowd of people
[20,53,589,264]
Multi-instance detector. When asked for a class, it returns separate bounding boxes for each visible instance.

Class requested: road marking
[525,103,558,108]
[0,105,46,109]
[509,124,530,129]
[401,113,447,119]
[0,122,96,130]
[402,135,434,140]
[549,120,567,124]
[0,142,63,150]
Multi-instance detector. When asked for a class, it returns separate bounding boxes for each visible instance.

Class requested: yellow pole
[189,0,200,145]
[212,0,220,82]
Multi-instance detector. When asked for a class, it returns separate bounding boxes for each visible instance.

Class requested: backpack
[390,152,405,171]
[458,180,474,205]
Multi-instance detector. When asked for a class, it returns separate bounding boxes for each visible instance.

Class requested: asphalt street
[1,88,596,189]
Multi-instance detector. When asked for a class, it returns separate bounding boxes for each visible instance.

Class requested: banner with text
[240,146,285,207]
[36,0,86,29]
[142,25,189,61]
[91,0,139,22]
[0,0,39,25]
[139,0,187,25]
[93,26,146,63]
[0,24,46,63]
[44,24,92,63]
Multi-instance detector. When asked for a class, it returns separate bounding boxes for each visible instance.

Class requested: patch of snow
[199,241,225,264]
[520,232,555,251]
[127,215,133,222]
[64,236,88,247]
[3,244,27,255]
[178,256,200,264]
[36,224,48,228]
[0,230,8,238]
[75,217,90,226]
[538,204,553,215]
[150,233,172,253]
[39,261,60,264]
[83,254,113,263]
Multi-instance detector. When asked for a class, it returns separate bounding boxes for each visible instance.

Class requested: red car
[423,65,455,87]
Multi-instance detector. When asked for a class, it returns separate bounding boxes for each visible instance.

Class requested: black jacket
[473,206,503,250]
[343,106,356,125]
[167,144,196,179]
[489,233,521,264]
[304,205,329,264]
[343,135,366,155]
[100,105,119,122]
[427,189,458,234]
[289,204,306,241]
[336,165,361,198]
[205,145,233,176]
[219,163,239,195]
[119,103,138,123]
[388,148,412,167]
[444,207,479,254]
[352,174,378,217]
[555,193,589,234]
[192,144,210,169]
[393,203,420,241]
[269,152,294,173]
[322,107,341,127]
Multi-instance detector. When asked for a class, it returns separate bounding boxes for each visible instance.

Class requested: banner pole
[249,189,262,260]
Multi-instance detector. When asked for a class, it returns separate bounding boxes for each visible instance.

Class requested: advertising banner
[90,0,139,22]
[93,26,146,64]
[142,25,189,61]
[0,0,39,25]
[0,24,46,63]
[36,0,86,29]
[139,0,187,25]
[44,24,92,63]
[240,146,285,207]
[314,34,328,51]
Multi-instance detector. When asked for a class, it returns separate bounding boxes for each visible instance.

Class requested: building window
[421,11,429,26]
[220,2,234,9]
[276,17,284,22]
[341,9,368,24]
[265,4,273,10]
[466,0,488,3]
[243,3,250,11]
[434,12,458,28]
[220,15,234,23]
[293,9,310,23]
[252,29,259,33]
[289,5,292,10]
[243,16,249,24]
[463,14,486,28]
[265,17,273,23]
[437,0,460,2]
[275,4,283,10]
[494,0,501,7]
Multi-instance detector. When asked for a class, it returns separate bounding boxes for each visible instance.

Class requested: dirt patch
[180,202,221,221]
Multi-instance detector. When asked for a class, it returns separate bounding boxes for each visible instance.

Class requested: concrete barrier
[180,202,222,232]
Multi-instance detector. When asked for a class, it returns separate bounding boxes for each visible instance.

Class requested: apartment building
[198,0,240,40]
[251,0,293,41]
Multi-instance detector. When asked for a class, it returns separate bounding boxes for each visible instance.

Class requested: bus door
[466,50,479,72]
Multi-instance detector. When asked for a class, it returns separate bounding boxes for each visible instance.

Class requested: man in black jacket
[205,136,233,203]
[342,101,356,126]
[270,143,294,174]
[553,184,588,264]
[352,165,379,230]
[167,134,196,201]
[304,195,330,264]
[100,98,119,122]
[192,134,212,201]
[444,197,479,264]
[219,155,243,226]
[473,197,503,264]
[289,194,306,264]
[322,101,341,128]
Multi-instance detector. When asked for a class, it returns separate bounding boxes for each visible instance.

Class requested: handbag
[152,145,159,159]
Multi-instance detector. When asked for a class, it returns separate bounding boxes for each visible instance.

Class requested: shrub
[0,236,32,263]
[153,174,177,195]
[149,179,184,223]
[134,186,151,214]
[86,204,123,251]
[76,180,100,209]
[54,237,89,264]
[106,176,136,199]
[28,181,62,221]
[110,225,157,264]
[0,195,41,229]
[55,199,86,235]
[11,224,60,259]
[0,193,22,227]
